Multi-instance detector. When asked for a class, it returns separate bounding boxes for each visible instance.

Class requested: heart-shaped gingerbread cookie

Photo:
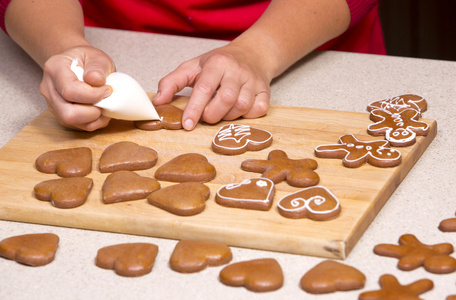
[169,240,232,273]
[135,104,183,130]
[212,124,273,155]
[95,243,159,277]
[219,258,284,292]
[154,153,216,182]
[102,170,160,204]
[216,178,275,211]
[35,147,92,177]
[300,260,366,294]
[0,233,59,266]
[34,177,93,208]
[147,182,210,216]
[99,141,158,173]
[277,186,341,221]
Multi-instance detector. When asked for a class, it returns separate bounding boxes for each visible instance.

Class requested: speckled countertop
[1,27,455,299]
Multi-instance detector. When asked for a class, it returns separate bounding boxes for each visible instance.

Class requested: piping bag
[70,58,160,121]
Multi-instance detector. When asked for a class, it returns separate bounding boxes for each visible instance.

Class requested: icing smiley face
[314,134,402,168]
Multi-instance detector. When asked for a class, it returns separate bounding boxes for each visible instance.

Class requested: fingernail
[103,86,112,98]
[183,119,194,130]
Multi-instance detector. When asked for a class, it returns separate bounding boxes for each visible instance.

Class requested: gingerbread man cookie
[212,124,273,155]
[277,186,341,221]
[368,108,430,147]
[367,94,427,116]
[374,234,456,274]
[135,104,183,130]
[216,178,275,211]
[314,134,402,168]
[241,150,319,187]
[359,274,433,300]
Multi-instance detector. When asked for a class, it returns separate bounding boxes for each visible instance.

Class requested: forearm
[4,0,88,67]
[231,0,351,80]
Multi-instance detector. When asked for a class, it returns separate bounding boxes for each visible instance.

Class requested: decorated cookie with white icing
[212,124,273,155]
[277,186,341,221]
[216,178,275,211]
[368,108,430,147]
[314,134,402,168]
[367,94,427,116]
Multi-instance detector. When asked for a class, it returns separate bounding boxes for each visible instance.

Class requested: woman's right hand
[39,45,116,131]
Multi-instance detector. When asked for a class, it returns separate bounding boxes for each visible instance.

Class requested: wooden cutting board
[0,95,437,259]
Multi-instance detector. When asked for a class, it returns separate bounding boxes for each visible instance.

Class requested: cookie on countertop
[277,186,341,221]
[368,108,430,147]
[367,94,428,116]
[439,215,456,232]
[219,258,284,292]
[0,233,59,266]
[215,178,275,211]
[314,134,402,168]
[169,240,232,273]
[359,274,433,300]
[147,182,210,216]
[135,104,183,130]
[35,147,92,177]
[99,141,158,173]
[373,234,456,274]
[95,243,159,277]
[102,170,160,204]
[154,153,216,183]
[212,124,273,155]
[300,260,366,294]
[34,177,93,209]
[241,150,319,187]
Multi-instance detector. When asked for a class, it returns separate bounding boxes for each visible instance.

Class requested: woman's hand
[153,43,271,130]
[39,45,115,131]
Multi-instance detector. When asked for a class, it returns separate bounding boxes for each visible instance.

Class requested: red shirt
[0,0,385,55]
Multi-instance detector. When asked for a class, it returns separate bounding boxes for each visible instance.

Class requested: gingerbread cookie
[300,260,366,294]
[439,216,456,232]
[359,274,433,300]
[169,240,232,273]
[277,186,341,221]
[212,124,273,155]
[34,177,93,208]
[154,153,216,183]
[95,242,159,277]
[0,233,59,266]
[147,182,210,216]
[374,234,456,274]
[102,170,160,204]
[35,147,92,177]
[216,178,275,211]
[314,134,402,168]
[367,94,427,116]
[219,258,284,292]
[241,150,319,187]
[135,104,183,130]
[368,108,430,147]
[99,141,158,173]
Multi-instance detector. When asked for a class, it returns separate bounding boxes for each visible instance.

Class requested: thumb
[83,54,116,87]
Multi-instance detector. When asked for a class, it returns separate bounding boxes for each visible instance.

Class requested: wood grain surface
[0,95,437,259]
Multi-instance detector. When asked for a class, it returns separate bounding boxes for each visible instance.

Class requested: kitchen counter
[1,27,455,299]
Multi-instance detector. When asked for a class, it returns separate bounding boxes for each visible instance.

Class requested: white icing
[277,186,340,215]
[212,124,272,151]
[216,178,274,204]
[70,58,159,121]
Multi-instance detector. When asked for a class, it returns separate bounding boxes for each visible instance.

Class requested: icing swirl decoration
[277,186,341,221]
[212,124,273,155]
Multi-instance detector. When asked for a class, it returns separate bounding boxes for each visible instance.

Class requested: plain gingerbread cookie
[154,153,216,183]
[34,177,93,208]
[35,147,92,177]
[169,240,232,273]
[99,141,158,173]
[135,104,183,130]
[95,243,159,277]
[0,233,59,266]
